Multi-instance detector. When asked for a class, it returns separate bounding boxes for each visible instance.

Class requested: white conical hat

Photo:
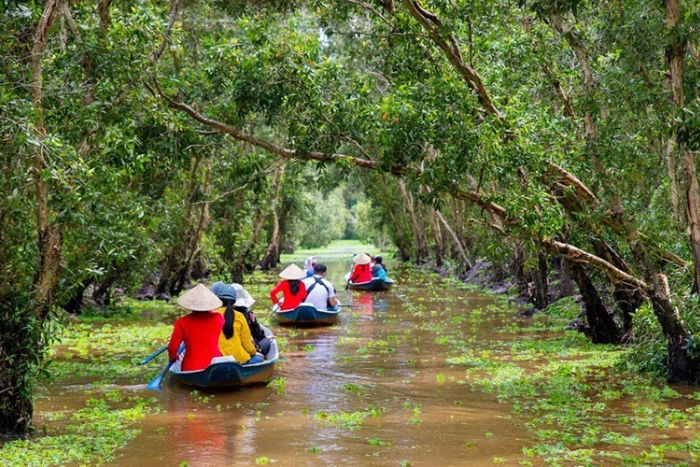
[232,283,256,308]
[279,263,306,280]
[353,253,371,265]
[177,283,223,311]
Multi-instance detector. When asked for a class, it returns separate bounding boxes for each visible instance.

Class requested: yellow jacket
[215,307,257,364]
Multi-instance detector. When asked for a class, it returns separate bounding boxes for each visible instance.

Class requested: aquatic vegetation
[367,437,392,446]
[344,382,366,393]
[314,407,382,430]
[268,377,286,395]
[0,394,153,467]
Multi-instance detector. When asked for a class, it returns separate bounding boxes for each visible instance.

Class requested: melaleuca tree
[150,0,700,381]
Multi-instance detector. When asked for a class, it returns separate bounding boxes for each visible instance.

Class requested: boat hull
[275,304,340,326]
[344,273,394,291]
[168,328,279,389]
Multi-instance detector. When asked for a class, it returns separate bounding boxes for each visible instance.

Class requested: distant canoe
[344,273,394,291]
[274,303,341,326]
[168,327,279,389]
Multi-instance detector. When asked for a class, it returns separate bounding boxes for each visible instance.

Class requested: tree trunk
[564,260,623,344]
[664,0,700,293]
[649,273,697,383]
[591,240,645,334]
[156,154,208,295]
[62,277,94,314]
[260,167,283,271]
[531,252,550,310]
[259,209,280,271]
[551,256,574,299]
[436,209,472,274]
[1,0,63,438]
[229,211,267,283]
[398,179,429,262]
[171,160,212,295]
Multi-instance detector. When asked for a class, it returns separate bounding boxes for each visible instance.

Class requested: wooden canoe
[274,303,341,326]
[344,272,394,291]
[168,327,279,389]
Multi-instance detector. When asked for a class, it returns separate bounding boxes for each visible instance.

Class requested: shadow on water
[32,252,700,466]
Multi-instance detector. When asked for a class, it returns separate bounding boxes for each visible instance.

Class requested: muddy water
[38,259,533,466]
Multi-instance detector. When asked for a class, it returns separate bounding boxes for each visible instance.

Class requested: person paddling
[348,253,373,284]
[270,264,308,311]
[167,284,224,371]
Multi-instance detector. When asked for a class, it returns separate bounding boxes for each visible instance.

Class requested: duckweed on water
[0,394,153,467]
[435,297,700,466]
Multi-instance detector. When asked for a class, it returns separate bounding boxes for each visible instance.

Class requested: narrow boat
[344,272,395,291]
[274,302,341,326]
[168,327,279,389]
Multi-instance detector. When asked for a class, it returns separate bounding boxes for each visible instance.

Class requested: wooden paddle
[146,343,184,390]
[260,304,280,324]
[139,345,167,365]
[146,359,175,390]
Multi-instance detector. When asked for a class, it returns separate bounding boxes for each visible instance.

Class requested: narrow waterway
[100,257,530,467]
[30,252,700,466]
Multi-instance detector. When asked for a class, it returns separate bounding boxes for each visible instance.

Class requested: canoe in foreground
[344,272,395,291]
[168,328,279,389]
[274,303,341,326]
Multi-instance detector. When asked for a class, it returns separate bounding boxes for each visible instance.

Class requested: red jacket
[350,263,373,283]
[168,312,223,371]
[270,280,307,310]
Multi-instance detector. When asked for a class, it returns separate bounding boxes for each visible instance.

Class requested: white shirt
[302,275,336,310]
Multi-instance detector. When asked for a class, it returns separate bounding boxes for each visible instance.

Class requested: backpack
[304,277,334,309]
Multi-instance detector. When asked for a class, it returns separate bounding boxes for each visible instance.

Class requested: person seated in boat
[231,282,273,356]
[348,253,373,284]
[167,283,224,371]
[270,264,308,311]
[302,263,338,311]
[371,255,388,281]
[303,256,317,277]
[211,282,264,365]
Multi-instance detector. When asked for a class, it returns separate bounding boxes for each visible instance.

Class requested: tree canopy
[1,0,699,437]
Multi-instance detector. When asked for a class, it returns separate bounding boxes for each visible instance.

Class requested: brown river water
[31,256,700,466]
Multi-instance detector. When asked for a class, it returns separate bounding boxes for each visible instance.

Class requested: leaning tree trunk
[1,0,63,438]
[260,166,283,271]
[156,154,208,295]
[171,160,212,295]
[398,179,430,262]
[650,273,697,383]
[591,239,645,334]
[564,260,623,344]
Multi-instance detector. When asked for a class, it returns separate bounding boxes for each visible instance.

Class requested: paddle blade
[147,360,175,390]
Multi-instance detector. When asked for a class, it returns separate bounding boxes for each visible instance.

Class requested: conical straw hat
[279,263,306,280]
[353,253,371,265]
[177,283,223,312]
